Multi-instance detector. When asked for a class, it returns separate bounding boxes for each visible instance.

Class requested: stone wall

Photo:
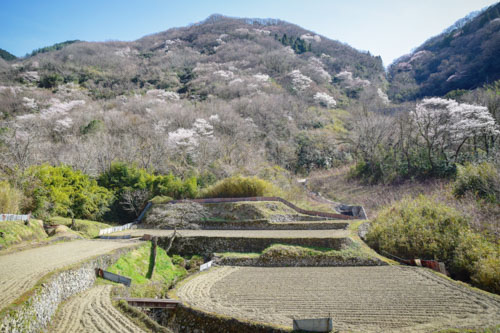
[165,304,289,333]
[0,246,137,333]
[197,220,348,230]
[213,254,386,267]
[160,236,351,258]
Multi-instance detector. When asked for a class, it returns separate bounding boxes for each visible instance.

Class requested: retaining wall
[168,197,355,220]
[196,220,349,230]
[0,246,138,333]
[213,254,386,267]
[159,236,351,258]
[165,304,289,333]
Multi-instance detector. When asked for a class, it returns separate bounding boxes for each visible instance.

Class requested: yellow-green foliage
[367,195,468,261]
[0,181,23,213]
[0,219,47,249]
[453,162,500,203]
[49,216,113,238]
[107,243,186,297]
[23,164,113,220]
[200,175,280,198]
[367,195,500,294]
[149,196,173,204]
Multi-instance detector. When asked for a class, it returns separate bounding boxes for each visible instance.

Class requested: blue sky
[1,0,498,66]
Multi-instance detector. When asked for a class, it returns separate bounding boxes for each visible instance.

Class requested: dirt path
[113,229,349,238]
[177,266,500,332]
[0,239,137,311]
[50,284,145,333]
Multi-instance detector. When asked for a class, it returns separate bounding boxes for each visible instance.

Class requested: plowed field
[177,266,500,332]
[0,239,137,311]
[50,285,144,333]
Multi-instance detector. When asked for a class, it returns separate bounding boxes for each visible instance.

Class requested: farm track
[0,239,137,311]
[50,284,145,333]
[114,228,349,238]
[177,266,500,332]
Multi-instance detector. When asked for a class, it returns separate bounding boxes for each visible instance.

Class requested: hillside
[0,48,16,61]
[0,14,387,178]
[388,2,500,101]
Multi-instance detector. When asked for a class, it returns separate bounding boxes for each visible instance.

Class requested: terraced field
[50,285,145,333]
[176,266,500,332]
[113,228,349,238]
[0,239,137,311]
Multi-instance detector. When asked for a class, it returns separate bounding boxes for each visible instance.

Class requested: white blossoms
[213,70,234,80]
[146,89,180,101]
[314,92,336,108]
[22,97,37,110]
[289,70,312,92]
[411,98,500,143]
[168,118,214,149]
[40,99,85,120]
[253,73,270,82]
[335,71,370,87]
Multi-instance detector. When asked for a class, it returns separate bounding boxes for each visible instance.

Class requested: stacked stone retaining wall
[166,304,289,333]
[213,255,386,267]
[196,220,348,230]
[160,236,351,258]
[0,246,138,333]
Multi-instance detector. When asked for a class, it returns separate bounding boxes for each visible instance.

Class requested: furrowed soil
[176,266,500,332]
[113,229,349,238]
[0,239,137,311]
[50,284,145,333]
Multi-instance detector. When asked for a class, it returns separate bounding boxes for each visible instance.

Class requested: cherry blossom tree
[411,98,500,168]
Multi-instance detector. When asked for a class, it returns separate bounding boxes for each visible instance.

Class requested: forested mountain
[0,48,16,61]
[0,14,388,179]
[388,2,500,101]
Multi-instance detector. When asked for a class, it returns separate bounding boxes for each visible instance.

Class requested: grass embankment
[216,242,375,261]
[0,219,47,250]
[107,242,196,297]
[49,216,113,238]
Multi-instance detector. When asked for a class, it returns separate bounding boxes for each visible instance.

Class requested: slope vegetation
[388,2,500,101]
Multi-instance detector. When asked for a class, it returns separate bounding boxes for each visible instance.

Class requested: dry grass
[307,166,500,239]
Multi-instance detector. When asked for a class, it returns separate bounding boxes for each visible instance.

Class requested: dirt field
[115,228,349,238]
[176,266,500,332]
[50,284,145,333]
[0,239,137,311]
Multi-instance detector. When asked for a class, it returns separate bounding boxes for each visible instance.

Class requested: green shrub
[366,195,469,263]
[38,73,64,88]
[200,175,280,198]
[453,162,500,203]
[472,251,500,294]
[150,196,173,204]
[367,195,500,293]
[97,162,197,220]
[22,164,112,220]
[0,181,23,213]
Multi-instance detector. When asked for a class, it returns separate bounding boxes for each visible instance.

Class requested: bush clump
[22,164,113,220]
[0,181,23,213]
[453,162,500,203]
[367,195,468,262]
[200,175,280,198]
[367,195,500,294]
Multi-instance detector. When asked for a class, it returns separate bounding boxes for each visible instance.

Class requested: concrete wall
[0,246,137,333]
[160,236,351,258]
